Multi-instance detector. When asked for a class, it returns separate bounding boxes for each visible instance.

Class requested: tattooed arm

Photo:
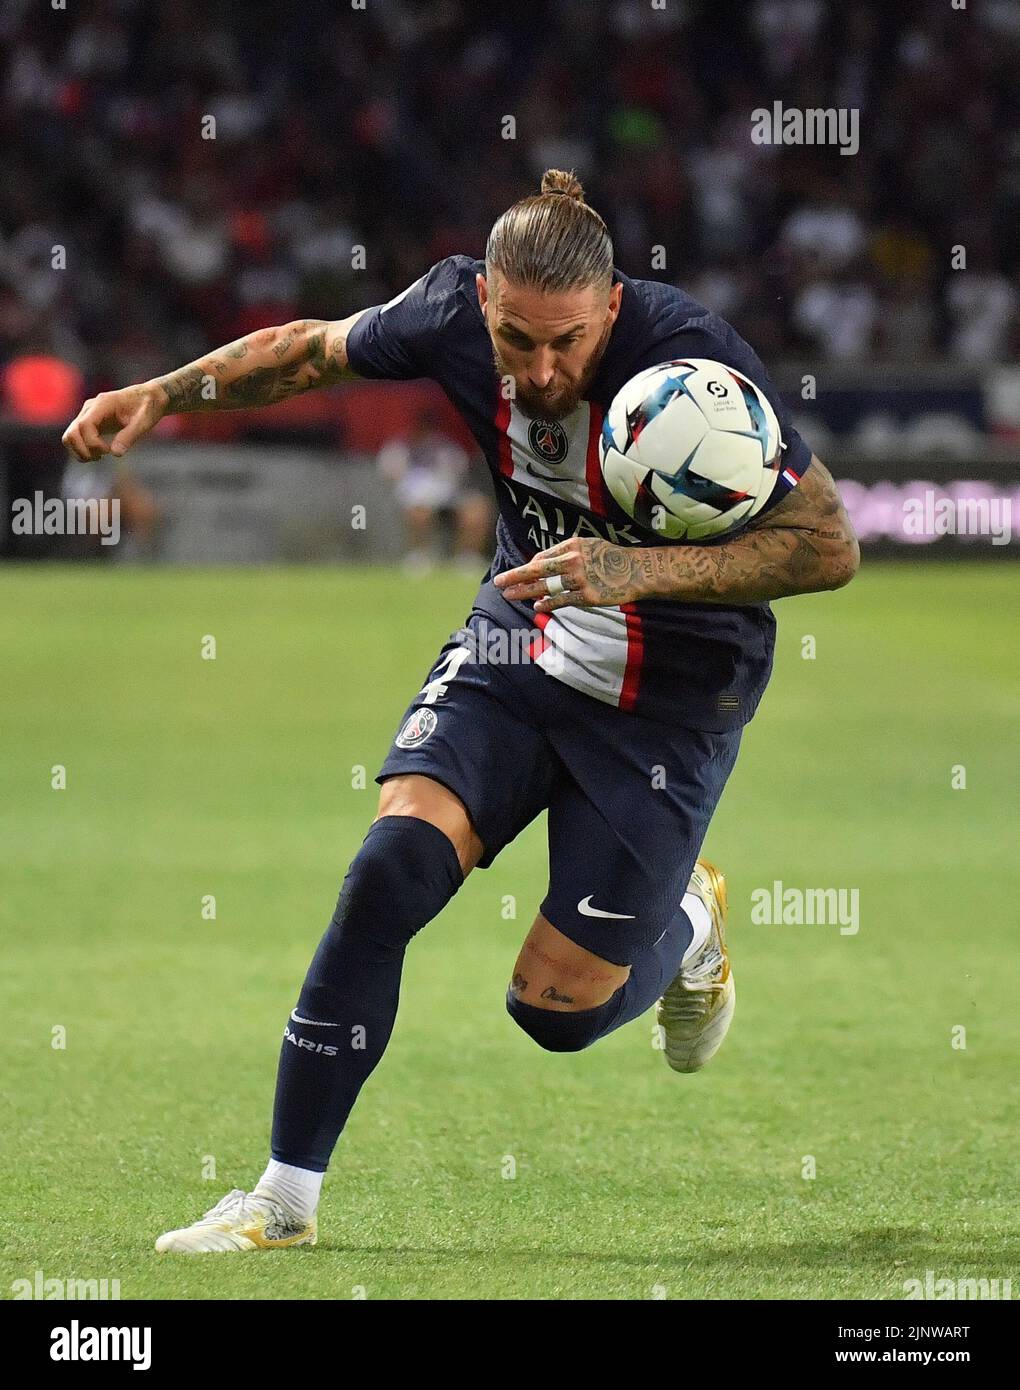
[494,456,860,610]
[62,313,366,461]
[634,456,861,605]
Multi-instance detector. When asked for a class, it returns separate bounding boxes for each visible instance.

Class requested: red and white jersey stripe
[497,398,646,711]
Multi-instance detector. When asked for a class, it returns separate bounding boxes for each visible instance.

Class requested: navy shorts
[377,612,742,968]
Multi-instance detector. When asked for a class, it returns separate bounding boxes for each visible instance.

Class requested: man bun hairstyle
[540,169,586,199]
[485,169,614,294]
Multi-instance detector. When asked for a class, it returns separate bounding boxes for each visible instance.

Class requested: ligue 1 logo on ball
[527,418,568,465]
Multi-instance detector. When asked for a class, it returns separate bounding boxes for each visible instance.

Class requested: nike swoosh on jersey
[576,896,635,919]
[290,1010,341,1027]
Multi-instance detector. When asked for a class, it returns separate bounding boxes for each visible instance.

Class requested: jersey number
[418,645,473,704]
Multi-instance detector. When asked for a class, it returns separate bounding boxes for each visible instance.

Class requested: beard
[491,322,612,421]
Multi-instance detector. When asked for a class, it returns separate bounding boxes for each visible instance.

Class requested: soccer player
[62,171,859,1253]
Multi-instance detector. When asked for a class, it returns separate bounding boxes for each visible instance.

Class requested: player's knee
[505,989,619,1053]
[299,817,464,1022]
[375,774,484,876]
[297,816,463,1021]
[335,815,463,950]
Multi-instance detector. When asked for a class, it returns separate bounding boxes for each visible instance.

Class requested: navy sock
[270,816,463,1172]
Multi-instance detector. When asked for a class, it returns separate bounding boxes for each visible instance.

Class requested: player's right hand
[62,382,166,462]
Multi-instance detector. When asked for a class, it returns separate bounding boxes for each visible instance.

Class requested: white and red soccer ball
[600,358,786,540]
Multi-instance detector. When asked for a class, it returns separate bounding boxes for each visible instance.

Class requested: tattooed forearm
[540,985,575,1003]
[223,364,306,406]
[639,528,843,604]
[154,366,211,411]
[150,314,362,414]
[638,457,860,603]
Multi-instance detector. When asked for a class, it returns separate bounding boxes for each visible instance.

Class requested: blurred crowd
[2,0,1020,398]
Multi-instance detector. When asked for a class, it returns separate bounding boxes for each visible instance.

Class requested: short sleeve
[346,258,461,381]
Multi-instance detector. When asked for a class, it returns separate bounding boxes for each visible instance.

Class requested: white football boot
[656,859,734,1073]
[155,1188,316,1254]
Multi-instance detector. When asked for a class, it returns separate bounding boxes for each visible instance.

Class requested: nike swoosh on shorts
[576,896,635,920]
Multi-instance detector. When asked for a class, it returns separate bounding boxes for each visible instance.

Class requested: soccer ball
[599,358,784,540]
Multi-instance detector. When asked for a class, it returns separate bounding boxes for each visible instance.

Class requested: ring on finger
[545,573,570,596]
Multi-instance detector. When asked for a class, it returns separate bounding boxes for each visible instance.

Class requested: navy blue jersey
[347,255,813,729]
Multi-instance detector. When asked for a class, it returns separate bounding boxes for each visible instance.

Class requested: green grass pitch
[2,562,1017,1301]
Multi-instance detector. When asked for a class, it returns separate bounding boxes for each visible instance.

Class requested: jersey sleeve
[345,257,462,381]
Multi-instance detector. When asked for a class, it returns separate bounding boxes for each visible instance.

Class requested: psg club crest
[395,707,438,749]
[527,419,568,465]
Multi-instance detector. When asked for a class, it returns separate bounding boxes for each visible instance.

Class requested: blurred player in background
[376,408,491,573]
[63,171,858,1254]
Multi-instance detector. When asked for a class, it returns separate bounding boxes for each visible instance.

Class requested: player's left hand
[493,537,646,612]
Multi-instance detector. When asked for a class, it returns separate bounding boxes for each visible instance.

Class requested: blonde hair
[485,170,613,294]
